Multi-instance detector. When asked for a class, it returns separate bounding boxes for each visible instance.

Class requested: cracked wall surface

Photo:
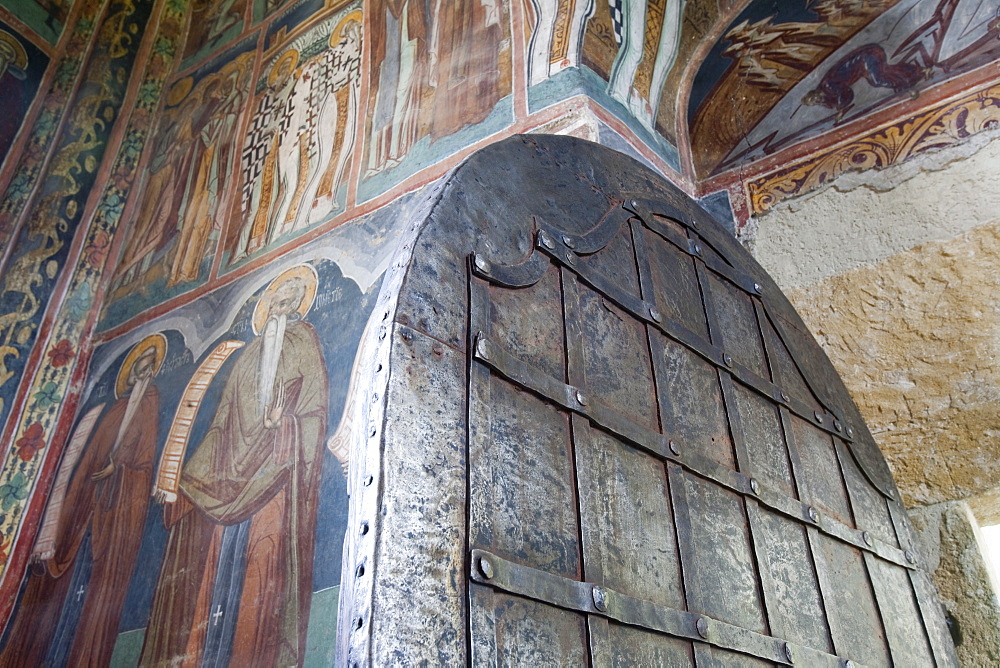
[784,221,1000,512]
[750,135,1000,519]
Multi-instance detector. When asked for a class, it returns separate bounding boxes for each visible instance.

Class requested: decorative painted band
[746,80,1000,215]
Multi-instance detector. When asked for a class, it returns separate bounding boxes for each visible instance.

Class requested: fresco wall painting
[0,258,376,666]
[181,0,249,68]
[687,0,1000,179]
[0,23,49,172]
[0,0,104,257]
[0,0,74,45]
[0,0,188,626]
[0,0,155,435]
[360,0,514,200]
[227,5,362,264]
[103,42,257,325]
[745,77,1000,215]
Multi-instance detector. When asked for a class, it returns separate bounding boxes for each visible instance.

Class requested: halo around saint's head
[331,9,362,45]
[252,264,319,335]
[0,30,28,71]
[267,49,299,87]
[116,333,167,399]
[166,76,194,107]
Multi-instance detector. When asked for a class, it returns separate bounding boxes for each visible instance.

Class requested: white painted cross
[75,586,85,602]
[212,605,224,626]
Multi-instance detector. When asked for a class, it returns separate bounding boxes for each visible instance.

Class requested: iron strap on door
[470,331,915,570]
[469,549,861,667]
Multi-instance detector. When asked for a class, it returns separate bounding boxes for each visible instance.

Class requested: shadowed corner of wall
[908,500,1000,666]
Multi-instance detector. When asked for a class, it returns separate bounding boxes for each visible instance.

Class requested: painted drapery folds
[227,7,361,263]
[0,259,375,665]
[361,0,512,198]
[105,44,256,313]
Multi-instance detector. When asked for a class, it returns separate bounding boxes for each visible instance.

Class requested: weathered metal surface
[349,135,958,667]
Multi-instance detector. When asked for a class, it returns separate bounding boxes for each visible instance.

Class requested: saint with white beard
[142,265,328,667]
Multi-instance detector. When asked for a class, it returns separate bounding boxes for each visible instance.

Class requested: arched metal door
[342,135,957,667]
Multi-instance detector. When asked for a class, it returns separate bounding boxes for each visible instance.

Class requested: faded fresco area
[0,23,49,168]
[101,41,256,329]
[688,0,1000,177]
[0,258,377,666]
[0,0,74,44]
[182,0,248,67]
[360,0,513,198]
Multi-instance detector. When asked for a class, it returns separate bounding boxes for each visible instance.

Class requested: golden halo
[267,49,299,87]
[330,10,363,46]
[116,333,167,399]
[166,76,194,107]
[0,30,28,71]
[252,264,319,335]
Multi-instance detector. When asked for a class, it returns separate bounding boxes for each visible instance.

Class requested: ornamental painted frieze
[747,80,1000,215]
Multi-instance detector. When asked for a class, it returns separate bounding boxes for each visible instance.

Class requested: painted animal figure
[803,44,923,119]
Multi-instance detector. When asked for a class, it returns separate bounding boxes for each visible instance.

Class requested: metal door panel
[706,274,769,380]
[471,377,580,577]
[651,334,736,469]
[671,469,767,634]
[789,416,855,527]
[812,534,892,666]
[471,585,590,667]
[398,242,470,350]
[758,313,819,413]
[353,135,958,668]
[577,282,658,430]
[867,553,935,666]
[488,265,566,382]
[732,384,795,496]
[640,226,710,340]
[836,439,899,546]
[577,223,643,301]
[575,424,684,606]
[606,623,695,666]
[748,504,832,653]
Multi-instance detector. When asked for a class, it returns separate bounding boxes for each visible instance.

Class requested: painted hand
[264,381,287,429]
[92,462,115,481]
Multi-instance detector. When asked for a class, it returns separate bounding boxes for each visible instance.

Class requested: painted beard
[258,313,287,413]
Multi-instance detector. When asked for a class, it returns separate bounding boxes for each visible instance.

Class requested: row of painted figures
[0,266,333,666]
[109,10,364,303]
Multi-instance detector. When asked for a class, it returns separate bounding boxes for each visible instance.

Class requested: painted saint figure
[607,0,686,130]
[0,335,165,667]
[168,66,246,286]
[140,265,328,666]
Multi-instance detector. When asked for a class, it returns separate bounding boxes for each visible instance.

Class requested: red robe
[0,385,159,667]
[140,320,327,666]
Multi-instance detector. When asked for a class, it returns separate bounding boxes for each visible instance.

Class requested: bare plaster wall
[749,134,1000,518]
[748,130,1000,290]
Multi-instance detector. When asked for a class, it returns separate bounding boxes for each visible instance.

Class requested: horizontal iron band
[526,239,855,444]
[472,334,913,571]
[470,549,859,668]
